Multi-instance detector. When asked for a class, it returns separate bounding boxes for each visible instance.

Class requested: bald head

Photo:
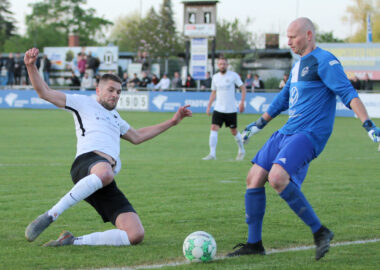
[287,17,316,56]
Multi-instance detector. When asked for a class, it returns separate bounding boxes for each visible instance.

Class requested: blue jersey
[267,47,358,156]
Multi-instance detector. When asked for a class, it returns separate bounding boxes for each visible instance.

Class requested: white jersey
[65,94,130,174]
[211,70,243,113]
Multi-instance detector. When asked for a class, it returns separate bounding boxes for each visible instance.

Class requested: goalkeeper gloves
[242,116,268,144]
[363,119,380,143]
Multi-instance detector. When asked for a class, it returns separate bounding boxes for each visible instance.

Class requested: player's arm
[24,48,66,108]
[242,83,289,144]
[350,97,380,142]
[122,105,192,144]
[206,90,216,116]
[238,84,246,113]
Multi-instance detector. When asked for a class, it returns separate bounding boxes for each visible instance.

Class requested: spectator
[129,73,141,88]
[244,73,253,90]
[151,74,159,86]
[81,72,93,90]
[171,71,182,89]
[69,71,81,87]
[14,53,24,85]
[87,52,100,77]
[361,73,373,91]
[183,74,196,89]
[141,51,150,72]
[6,53,15,86]
[252,74,265,90]
[279,73,289,89]
[121,72,129,89]
[200,71,212,89]
[154,73,171,91]
[39,55,51,86]
[140,71,151,88]
[77,53,87,79]
[351,75,361,90]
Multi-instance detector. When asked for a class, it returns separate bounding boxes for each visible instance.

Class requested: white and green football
[182,231,217,262]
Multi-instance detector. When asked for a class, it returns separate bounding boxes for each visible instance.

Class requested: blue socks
[279,181,321,233]
[245,187,266,244]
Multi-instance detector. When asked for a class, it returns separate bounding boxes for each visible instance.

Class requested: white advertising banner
[359,93,380,118]
[117,92,149,111]
[190,38,208,80]
[184,24,216,37]
[44,46,119,72]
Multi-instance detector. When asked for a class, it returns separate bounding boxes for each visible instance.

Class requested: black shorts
[212,110,238,128]
[70,152,136,225]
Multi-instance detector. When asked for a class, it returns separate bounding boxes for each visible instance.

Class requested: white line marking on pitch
[94,238,380,270]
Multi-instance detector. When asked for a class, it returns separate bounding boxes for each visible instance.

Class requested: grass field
[0,109,379,270]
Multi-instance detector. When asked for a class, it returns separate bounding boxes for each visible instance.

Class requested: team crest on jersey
[301,66,309,77]
[289,87,299,108]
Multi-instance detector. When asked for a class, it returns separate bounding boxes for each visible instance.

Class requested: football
[182,231,217,262]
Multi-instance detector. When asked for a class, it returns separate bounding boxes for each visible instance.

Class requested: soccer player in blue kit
[227,17,380,260]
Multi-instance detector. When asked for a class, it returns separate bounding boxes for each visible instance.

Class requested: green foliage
[25,0,112,47]
[215,18,254,51]
[316,31,344,43]
[343,0,380,42]
[110,0,184,57]
[0,0,17,50]
[0,109,380,269]
[264,77,281,89]
[2,35,33,53]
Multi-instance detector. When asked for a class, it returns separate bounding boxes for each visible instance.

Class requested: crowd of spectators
[2,50,374,92]
[350,73,373,91]
[120,71,204,91]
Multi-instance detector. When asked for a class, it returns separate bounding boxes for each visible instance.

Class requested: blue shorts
[252,131,316,188]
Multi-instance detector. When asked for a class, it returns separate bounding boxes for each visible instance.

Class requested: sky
[11,0,358,47]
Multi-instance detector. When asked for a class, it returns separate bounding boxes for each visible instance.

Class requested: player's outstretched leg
[313,225,334,260]
[25,211,54,242]
[43,231,75,247]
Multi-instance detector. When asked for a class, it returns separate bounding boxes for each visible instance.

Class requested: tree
[215,18,254,51]
[0,0,17,50]
[343,0,380,42]
[110,0,184,58]
[25,0,113,47]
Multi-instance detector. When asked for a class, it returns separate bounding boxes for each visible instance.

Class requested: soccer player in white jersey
[203,56,247,161]
[23,48,192,247]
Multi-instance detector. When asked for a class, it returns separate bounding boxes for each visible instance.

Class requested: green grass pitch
[0,109,379,269]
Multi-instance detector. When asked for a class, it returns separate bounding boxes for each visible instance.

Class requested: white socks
[234,131,245,154]
[73,229,130,246]
[209,130,218,157]
[48,174,103,220]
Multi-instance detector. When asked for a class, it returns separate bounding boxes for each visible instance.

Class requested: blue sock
[279,181,322,233]
[245,187,266,244]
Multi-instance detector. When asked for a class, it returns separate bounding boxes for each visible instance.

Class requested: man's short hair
[99,74,122,85]
[218,55,227,62]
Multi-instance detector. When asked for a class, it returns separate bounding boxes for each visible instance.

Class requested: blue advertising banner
[0,90,95,109]
[0,89,358,118]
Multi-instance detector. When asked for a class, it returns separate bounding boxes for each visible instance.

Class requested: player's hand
[363,120,380,142]
[172,105,192,125]
[242,117,268,144]
[24,48,39,66]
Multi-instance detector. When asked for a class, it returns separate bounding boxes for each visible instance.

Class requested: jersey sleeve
[234,73,243,87]
[118,115,130,136]
[267,79,290,118]
[211,75,217,91]
[317,53,358,108]
[65,94,87,111]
